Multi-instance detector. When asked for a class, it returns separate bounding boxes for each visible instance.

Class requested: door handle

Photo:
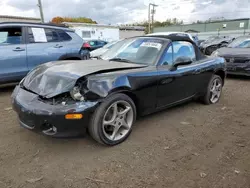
[161,78,174,85]
[54,44,63,48]
[13,47,25,51]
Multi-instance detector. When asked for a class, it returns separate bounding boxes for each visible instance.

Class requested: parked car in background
[197,40,205,47]
[0,22,88,85]
[82,40,108,52]
[12,34,226,145]
[191,35,199,46]
[90,40,120,58]
[212,36,250,76]
[199,36,234,55]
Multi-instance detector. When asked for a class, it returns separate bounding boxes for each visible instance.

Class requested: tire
[201,75,223,105]
[88,93,136,146]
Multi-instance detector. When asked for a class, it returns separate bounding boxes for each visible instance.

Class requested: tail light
[83,42,90,48]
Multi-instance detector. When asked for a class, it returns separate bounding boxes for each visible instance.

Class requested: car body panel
[12,85,98,137]
[90,48,109,58]
[12,35,226,137]
[0,26,28,84]
[200,36,233,55]
[83,40,108,51]
[216,47,250,76]
[0,22,85,84]
[22,60,147,98]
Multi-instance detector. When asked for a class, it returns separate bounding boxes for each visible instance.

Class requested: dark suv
[0,22,89,85]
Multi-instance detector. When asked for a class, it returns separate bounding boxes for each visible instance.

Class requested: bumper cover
[226,63,250,76]
[12,86,98,137]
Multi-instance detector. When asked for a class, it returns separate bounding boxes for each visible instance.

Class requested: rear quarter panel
[65,31,84,55]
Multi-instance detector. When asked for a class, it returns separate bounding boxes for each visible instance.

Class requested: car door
[0,26,27,84]
[156,41,204,108]
[26,27,68,71]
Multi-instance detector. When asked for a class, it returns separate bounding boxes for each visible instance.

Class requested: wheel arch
[108,87,139,115]
[214,69,225,85]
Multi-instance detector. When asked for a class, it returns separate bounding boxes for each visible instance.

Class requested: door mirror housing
[170,56,193,71]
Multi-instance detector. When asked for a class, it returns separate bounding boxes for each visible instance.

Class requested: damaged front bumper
[11,86,99,137]
[226,63,250,76]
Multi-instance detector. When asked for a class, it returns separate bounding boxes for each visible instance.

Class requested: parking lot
[0,77,249,188]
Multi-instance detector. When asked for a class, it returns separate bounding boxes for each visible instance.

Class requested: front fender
[86,75,132,98]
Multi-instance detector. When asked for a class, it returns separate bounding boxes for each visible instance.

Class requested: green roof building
[153,18,250,39]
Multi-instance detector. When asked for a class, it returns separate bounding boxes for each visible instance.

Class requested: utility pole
[148,3,151,34]
[148,3,158,34]
[37,0,44,23]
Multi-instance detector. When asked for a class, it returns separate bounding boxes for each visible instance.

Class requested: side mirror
[170,56,192,71]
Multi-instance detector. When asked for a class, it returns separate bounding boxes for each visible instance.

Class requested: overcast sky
[0,0,250,24]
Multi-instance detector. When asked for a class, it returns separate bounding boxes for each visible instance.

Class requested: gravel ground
[0,77,249,188]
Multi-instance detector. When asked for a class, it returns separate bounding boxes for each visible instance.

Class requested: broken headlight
[70,86,85,101]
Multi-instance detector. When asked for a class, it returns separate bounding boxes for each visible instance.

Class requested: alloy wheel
[210,78,222,103]
[102,100,134,141]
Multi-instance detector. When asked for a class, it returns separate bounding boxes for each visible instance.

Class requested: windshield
[101,37,165,65]
[228,36,250,48]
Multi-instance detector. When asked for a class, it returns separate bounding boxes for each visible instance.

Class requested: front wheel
[201,75,223,105]
[88,93,136,146]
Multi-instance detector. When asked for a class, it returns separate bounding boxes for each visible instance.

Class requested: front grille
[225,57,250,64]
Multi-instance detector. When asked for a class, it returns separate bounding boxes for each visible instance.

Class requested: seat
[176,46,191,58]
[136,47,159,63]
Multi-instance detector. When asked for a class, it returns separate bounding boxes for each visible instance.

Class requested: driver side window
[173,41,196,63]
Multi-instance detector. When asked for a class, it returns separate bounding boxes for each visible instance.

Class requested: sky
[0,0,250,24]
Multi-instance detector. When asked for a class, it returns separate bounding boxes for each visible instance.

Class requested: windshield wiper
[109,58,134,64]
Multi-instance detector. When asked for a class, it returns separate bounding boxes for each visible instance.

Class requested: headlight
[211,51,219,57]
[70,86,85,101]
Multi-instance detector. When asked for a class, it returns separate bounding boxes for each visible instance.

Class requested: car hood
[23,60,146,98]
[217,47,250,57]
[90,48,108,57]
[201,38,230,48]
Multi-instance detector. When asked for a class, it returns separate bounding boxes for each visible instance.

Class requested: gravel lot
[0,77,249,188]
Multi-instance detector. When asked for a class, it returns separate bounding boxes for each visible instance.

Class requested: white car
[90,40,120,58]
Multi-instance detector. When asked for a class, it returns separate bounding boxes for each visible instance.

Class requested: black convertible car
[12,34,226,145]
[212,36,250,76]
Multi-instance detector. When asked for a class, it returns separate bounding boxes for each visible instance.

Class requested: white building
[63,22,120,42]
[0,15,41,23]
[119,26,145,39]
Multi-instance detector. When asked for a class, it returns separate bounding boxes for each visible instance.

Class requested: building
[153,18,250,39]
[63,22,120,42]
[0,15,41,23]
[119,26,145,39]
[63,22,146,41]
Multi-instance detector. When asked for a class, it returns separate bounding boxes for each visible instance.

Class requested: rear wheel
[89,93,136,146]
[201,75,223,105]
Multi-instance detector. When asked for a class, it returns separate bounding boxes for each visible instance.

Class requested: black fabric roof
[147,34,195,44]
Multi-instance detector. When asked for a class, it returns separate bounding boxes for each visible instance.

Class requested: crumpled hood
[201,38,232,48]
[217,47,250,58]
[23,60,146,98]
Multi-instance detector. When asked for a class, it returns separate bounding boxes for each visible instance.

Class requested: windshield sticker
[141,42,162,50]
[31,28,47,42]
